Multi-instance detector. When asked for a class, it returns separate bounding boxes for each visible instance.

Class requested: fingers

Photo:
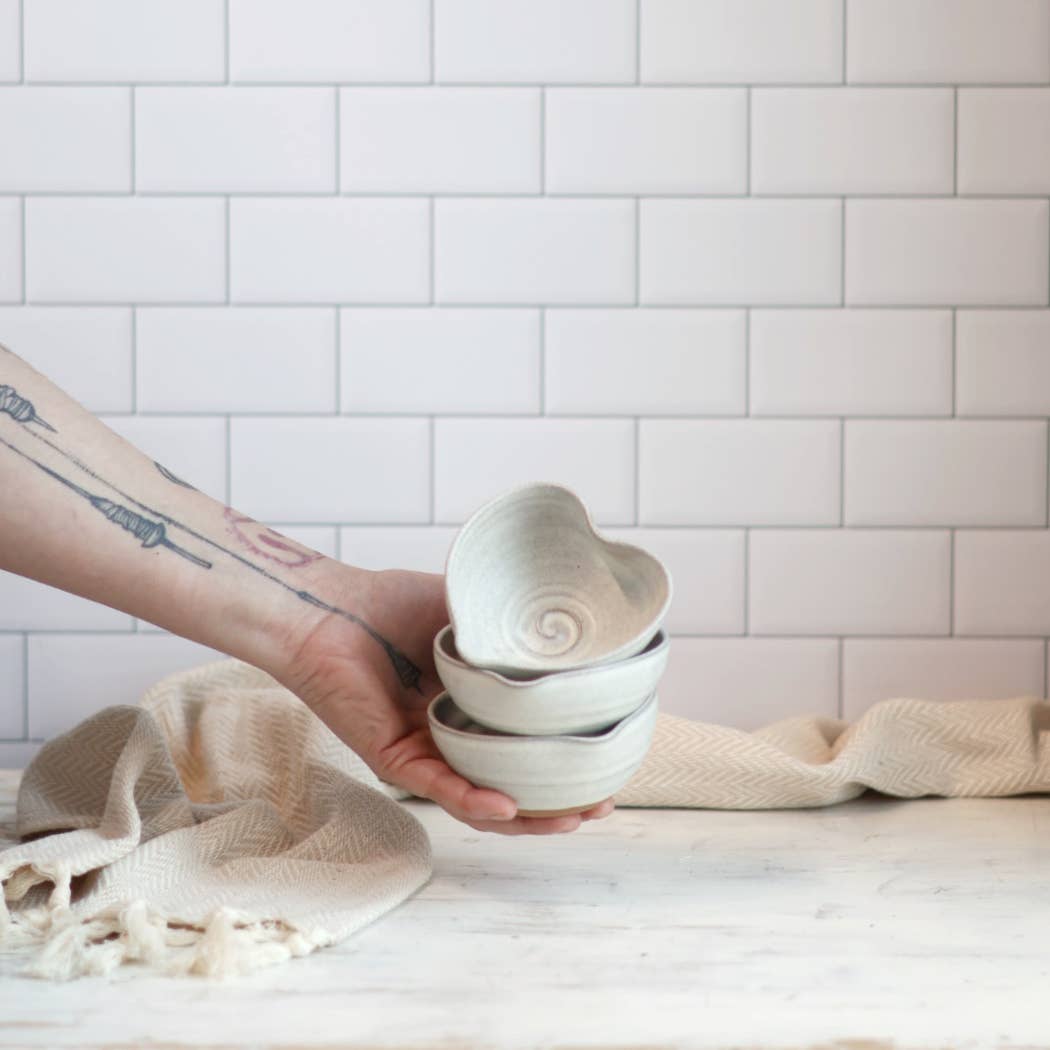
[456,797,615,835]
[388,754,616,836]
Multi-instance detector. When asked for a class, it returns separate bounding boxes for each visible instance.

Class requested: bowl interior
[430,693,620,741]
[446,485,670,673]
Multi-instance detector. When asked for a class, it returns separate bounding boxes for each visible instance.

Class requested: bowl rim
[433,623,669,689]
[427,689,658,746]
[443,482,674,671]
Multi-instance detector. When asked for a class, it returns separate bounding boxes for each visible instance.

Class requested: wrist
[251,557,379,683]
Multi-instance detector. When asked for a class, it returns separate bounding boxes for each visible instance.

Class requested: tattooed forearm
[0,385,56,432]
[0,381,422,690]
[0,435,213,568]
[154,461,197,490]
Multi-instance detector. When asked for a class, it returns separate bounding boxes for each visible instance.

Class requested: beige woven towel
[3,658,1050,980]
[0,659,431,979]
[619,695,1050,808]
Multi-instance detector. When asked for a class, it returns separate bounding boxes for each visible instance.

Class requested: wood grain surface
[1,769,1048,1050]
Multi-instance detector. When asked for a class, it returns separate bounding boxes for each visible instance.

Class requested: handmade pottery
[427,690,659,816]
[433,624,668,736]
[445,484,672,675]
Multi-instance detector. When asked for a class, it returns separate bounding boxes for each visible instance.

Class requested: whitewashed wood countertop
[1,767,1048,1050]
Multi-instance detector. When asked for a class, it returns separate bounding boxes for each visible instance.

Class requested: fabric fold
[0,659,432,979]
[3,657,1049,980]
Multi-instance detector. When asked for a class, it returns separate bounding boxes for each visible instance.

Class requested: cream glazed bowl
[434,624,669,736]
[427,691,659,816]
[445,484,672,676]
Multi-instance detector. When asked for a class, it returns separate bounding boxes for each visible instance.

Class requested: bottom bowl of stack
[427,690,659,817]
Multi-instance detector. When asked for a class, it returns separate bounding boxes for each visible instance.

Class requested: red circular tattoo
[224,509,324,569]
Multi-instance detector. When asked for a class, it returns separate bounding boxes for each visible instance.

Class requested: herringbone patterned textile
[0,659,431,979]
[4,658,1050,979]
[618,695,1050,808]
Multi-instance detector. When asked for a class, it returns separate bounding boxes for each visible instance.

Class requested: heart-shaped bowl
[434,624,669,736]
[445,483,672,675]
[427,690,658,817]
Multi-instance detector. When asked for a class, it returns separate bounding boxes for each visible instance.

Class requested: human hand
[277,562,615,835]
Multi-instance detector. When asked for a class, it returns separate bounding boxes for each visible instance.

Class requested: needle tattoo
[0,435,212,569]
[0,385,56,432]
[0,382,422,690]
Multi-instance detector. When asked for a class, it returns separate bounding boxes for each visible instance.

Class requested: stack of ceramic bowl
[428,483,672,817]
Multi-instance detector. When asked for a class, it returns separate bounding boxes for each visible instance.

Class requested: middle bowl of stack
[428,483,672,816]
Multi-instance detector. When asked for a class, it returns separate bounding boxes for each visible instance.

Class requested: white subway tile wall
[957,89,1050,195]
[435,0,637,84]
[0,199,21,301]
[0,307,133,412]
[0,1,18,81]
[1,0,1050,746]
[340,88,540,194]
[24,0,225,82]
[229,0,430,84]
[640,199,842,305]
[545,88,746,194]
[341,308,540,414]
[0,87,130,192]
[135,87,336,193]
[956,311,1050,416]
[26,198,226,303]
[750,88,953,195]
[845,0,1050,84]
[0,636,22,738]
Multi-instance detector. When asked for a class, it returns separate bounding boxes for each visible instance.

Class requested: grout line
[948,528,955,635]
[7,190,1050,201]
[223,0,230,84]
[17,0,23,82]
[334,527,343,563]
[333,307,341,413]
[635,0,641,83]
[51,409,1050,422]
[428,197,435,303]
[1045,418,1049,527]
[634,198,641,304]
[129,87,136,192]
[633,417,640,525]
[744,308,750,415]
[428,416,436,524]
[745,86,752,194]
[224,197,231,302]
[839,417,846,524]
[539,89,546,193]
[742,529,750,633]
[842,0,848,83]
[19,195,25,303]
[224,415,232,505]
[840,197,846,305]
[952,87,958,195]
[11,301,1050,312]
[429,0,436,83]
[25,79,1050,88]
[20,630,27,739]
[130,306,137,412]
[837,637,844,718]
[333,87,341,192]
[950,308,957,415]
[538,307,546,413]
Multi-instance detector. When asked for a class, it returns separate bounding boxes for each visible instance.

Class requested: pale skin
[0,345,614,835]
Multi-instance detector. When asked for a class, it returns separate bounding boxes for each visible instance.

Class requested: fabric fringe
[1,874,325,980]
